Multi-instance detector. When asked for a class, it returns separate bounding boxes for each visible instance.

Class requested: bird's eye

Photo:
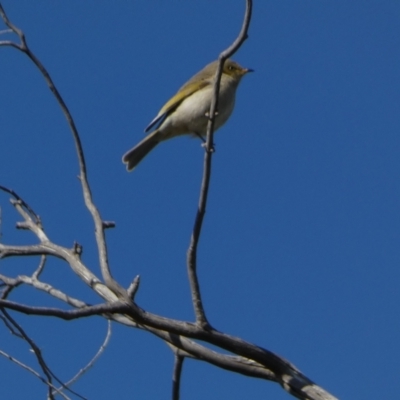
[228,65,235,71]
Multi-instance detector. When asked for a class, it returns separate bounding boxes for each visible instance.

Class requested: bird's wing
[144,80,210,132]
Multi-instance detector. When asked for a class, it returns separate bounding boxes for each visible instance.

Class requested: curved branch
[55,320,112,395]
[0,2,124,300]
[187,0,253,328]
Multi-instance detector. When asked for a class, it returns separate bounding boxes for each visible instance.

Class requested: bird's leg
[194,131,206,143]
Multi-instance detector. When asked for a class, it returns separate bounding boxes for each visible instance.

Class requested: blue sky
[1,1,400,399]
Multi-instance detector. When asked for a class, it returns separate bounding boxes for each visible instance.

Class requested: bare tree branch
[0,299,129,319]
[0,291,337,399]
[0,2,126,300]
[0,275,337,399]
[0,273,88,309]
[163,333,276,382]
[187,0,253,329]
[0,192,119,303]
[0,185,41,225]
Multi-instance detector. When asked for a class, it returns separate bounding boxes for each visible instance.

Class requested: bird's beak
[244,68,254,74]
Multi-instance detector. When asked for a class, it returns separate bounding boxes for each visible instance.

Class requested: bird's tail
[122,130,161,171]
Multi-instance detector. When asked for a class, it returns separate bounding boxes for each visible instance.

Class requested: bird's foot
[201,142,216,152]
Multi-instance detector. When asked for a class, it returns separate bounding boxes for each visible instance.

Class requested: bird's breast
[160,81,237,138]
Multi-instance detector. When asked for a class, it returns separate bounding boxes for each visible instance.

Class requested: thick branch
[0,293,336,399]
[163,332,276,382]
[125,303,337,400]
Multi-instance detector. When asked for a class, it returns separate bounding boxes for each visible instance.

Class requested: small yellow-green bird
[122,59,253,171]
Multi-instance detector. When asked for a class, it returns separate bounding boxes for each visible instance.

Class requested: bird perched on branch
[122,59,253,171]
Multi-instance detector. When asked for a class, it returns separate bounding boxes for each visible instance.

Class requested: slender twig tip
[102,221,116,229]
[72,242,83,255]
[16,222,30,230]
[127,275,140,299]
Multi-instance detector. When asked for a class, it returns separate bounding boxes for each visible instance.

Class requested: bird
[122,59,253,171]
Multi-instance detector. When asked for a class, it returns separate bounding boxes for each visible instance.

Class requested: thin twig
[32,255,46,279]
[55,319,112,395]
[172,353,185,400]
[1,308,54,398]
[0,314,23,337]
[127,275,140,299]
[0,350,71,400]
[0,185,41,225]
[0,308,87,400]
[186,0,253,328]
